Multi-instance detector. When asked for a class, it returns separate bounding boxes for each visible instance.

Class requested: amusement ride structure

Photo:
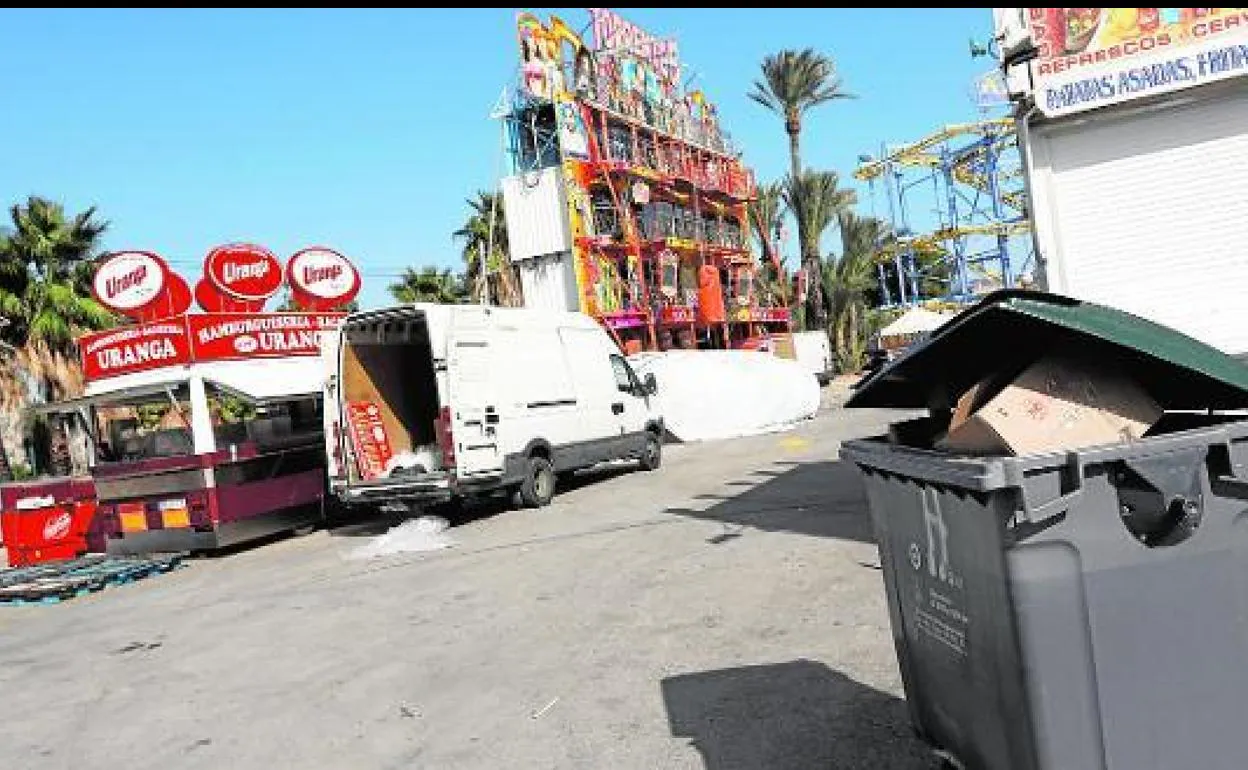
[496,9,790,353]
[853,71,1034,307]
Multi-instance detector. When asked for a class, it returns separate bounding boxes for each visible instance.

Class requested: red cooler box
[1,478,98,568]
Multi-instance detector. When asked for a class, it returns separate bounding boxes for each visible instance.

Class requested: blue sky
[1,8,997,310]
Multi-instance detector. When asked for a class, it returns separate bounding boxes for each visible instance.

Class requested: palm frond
[782,170,857,262]
[749,49,852,119]
[388,266,467,304]
[1,197,110,357]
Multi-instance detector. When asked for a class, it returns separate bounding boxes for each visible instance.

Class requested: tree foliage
[749,49,853,181]
[388,266,467,304]
[454,191,521,306]
[0,196,115,354]
[782,171,856,331]
[825,211,889,373]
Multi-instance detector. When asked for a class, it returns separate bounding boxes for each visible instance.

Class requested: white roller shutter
[1029,83,1248,354]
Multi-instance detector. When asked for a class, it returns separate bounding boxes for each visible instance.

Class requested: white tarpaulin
[629,351,820,442]
[878,307,953,339]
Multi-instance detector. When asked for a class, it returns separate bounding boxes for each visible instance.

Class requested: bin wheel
[517,456,556,508]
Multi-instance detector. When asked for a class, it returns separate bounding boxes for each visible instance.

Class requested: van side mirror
[643,373,658,396]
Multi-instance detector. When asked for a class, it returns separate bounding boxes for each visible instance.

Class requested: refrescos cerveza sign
[1028,8,1248,117]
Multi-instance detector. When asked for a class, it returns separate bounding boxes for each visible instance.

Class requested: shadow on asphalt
[662,460,876,545]
[661,659,936,770]
[324,463,642,538]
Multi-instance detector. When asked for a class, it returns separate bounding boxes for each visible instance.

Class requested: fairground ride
[493,9,790,354]
[853,117,1034,307]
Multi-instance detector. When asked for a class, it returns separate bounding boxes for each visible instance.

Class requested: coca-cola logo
[42,510,72,541]
[206,244,283,301]
[92,251,167,312]
[287,247,360,303]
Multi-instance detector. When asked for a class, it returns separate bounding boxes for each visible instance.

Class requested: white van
[322,303,664,511]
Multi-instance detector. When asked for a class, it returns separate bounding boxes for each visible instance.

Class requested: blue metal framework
[854,118,1033,306]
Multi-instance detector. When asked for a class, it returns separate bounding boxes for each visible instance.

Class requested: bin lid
[846,290,1248,410]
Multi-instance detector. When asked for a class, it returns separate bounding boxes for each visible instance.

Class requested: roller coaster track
[854,118,1028,212]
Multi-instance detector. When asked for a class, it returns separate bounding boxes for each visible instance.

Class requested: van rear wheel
[518,456,556,508]
[639,432,662,471]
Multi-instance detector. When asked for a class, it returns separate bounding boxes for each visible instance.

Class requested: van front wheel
[518,456,556,508]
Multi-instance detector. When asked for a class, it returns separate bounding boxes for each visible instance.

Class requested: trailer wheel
[518,456,556,508]
[638,432,662,471]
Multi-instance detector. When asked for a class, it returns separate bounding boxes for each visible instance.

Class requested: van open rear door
[447,311,504,479]
[321,321,347,490]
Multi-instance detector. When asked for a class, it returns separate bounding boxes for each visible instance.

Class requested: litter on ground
[348,516,455,560]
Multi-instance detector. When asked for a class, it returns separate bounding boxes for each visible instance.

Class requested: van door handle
[612,402,624,415]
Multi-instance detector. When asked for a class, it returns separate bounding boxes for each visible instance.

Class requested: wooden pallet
[0,554,185,605]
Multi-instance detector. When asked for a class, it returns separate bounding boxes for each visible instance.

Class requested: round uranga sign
[287,247,360,303]
[205,243,283,301]
[92,251,166,312]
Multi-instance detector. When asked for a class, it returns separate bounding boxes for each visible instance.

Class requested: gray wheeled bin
[841,291,1248,770]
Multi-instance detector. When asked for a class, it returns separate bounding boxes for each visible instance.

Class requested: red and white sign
[188,312,344,362]
[346,401,393,481]
[138,271,193,322]
[205,243,283,302]
[79,321,193,381]
[42,510,72,541]
[80,241,360,382]
[195,278,263,313]
[80,313,346,383]
[92,251,168,316]
[287,247,361,309]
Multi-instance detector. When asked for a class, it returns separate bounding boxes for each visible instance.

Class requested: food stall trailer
[44,313,344,555]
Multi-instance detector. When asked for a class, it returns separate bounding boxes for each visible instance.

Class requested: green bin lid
[846,290,1248,411]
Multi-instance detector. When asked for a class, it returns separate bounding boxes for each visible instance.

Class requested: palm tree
[388,266,466,304]
[825,211,887,372]
[782,170,856,331]
[454,191,521,306]
[749,49,852,183]
[0,197,114,354]
[749,181,786,277]
[0,197,116,477]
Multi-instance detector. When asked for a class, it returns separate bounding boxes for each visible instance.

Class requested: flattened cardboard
[937,355,1162,456]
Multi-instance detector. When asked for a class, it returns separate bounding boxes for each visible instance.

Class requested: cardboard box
[937,355,1163,456]
[771,333,797,361]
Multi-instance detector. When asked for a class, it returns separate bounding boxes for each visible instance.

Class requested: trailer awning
[30,382,188,416]
[36,356,326,416]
